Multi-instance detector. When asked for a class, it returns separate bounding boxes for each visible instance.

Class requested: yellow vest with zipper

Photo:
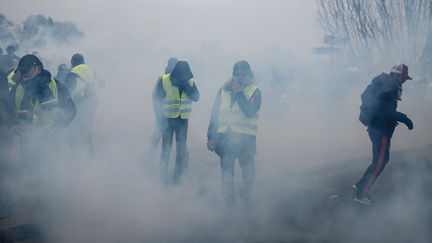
[217,84,259,136]
[162,74,194,119]
[69,64,95,98]
[15,79,58,124]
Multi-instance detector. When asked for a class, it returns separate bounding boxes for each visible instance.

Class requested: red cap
[390,64,412,80]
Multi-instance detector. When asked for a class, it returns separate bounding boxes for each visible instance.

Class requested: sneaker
[354,194,377,206]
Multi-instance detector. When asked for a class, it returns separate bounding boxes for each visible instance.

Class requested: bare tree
[0,13,83,49]
[317,0,432,76]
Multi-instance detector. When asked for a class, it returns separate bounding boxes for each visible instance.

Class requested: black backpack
[359,84,378,126]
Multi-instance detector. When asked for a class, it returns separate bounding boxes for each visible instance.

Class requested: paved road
[1,146,431,243]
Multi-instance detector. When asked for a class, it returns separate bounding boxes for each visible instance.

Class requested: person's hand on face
[232,71,248,94]
[18,65,41,82]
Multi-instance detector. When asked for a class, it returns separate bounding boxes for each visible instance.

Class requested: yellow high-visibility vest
[7,70,16,88]
[217,84,260,136]
[69,64,95,98]
[15,79,58,124]
[162,74,194,119]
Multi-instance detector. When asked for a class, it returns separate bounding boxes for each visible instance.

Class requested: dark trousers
[215,130,257,205]
[145,121,189,169]
[355,128,391,195]
[160,118,188,184]
[220,153,255,205]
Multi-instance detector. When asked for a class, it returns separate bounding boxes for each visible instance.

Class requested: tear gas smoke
[1,0,431,242]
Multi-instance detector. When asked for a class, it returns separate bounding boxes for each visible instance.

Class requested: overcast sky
[1,0,322,60]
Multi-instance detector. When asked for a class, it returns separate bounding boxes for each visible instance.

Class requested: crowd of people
[0,45,104,218]
[0,43,417,223]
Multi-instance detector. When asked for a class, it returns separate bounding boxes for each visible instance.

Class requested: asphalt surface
[1,145,431,243]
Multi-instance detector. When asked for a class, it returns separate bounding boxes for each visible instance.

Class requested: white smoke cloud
[1,0,431,242]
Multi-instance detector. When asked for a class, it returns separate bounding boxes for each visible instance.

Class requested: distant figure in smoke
[0,46,20,89]
[64,53,103,159]
[10,54,75,168]
[54,63,69,84]
[0,69,17,160]
[146,58,190,170]
[153,60,199,184]
[207,61,262,205]
[0,45,20,74]
[354,64,414,205]
[0,69,17,218]
[0,47,3,56]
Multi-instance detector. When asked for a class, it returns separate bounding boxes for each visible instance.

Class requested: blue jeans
[220,153,255,205]
[160,118,188,185]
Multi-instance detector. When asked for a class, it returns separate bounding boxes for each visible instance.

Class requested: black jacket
[363,73,409,135]
[10,70,76,129]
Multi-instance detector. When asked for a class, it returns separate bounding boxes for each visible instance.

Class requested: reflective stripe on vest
[7,70,16,88]
[15,79,59,124]
[216,84,259,136]
[69,64,95,98]
[161,74,194,119]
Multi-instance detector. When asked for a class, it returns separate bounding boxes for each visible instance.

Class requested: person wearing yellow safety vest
[10,54,75,168]
[0,69,17,218]
[147,58,178,164]
[146,58,191,171]
[153,61,199,184]
[0,69,17,150]
[207,61,262,206]
[64,53,102,159]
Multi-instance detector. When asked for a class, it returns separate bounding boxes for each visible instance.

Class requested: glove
[400,115,414,130]
[404,118,414,130]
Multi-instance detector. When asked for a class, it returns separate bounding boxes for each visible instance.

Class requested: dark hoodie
[10,69,76,128]
[363,72,408,135]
